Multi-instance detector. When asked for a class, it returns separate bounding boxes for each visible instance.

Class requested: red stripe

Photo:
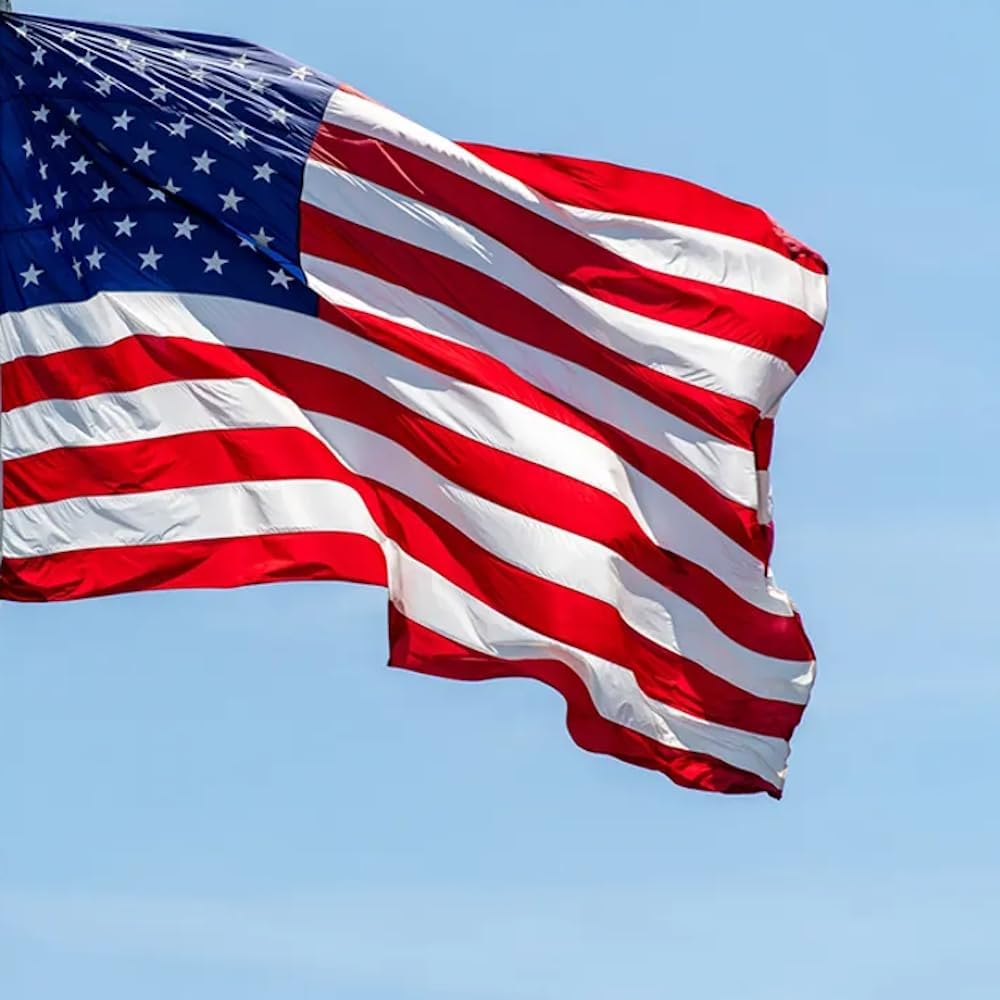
[312,123,821,371]
[2,333,266,409]
[5,338,810,661]
[298,200,758,449]
[0,531,387,602]
[389,609,782,797]
[3,426,331,508]
[754,417,776,471]
[459,142,828,277]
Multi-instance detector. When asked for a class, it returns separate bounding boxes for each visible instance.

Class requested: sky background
[2,1,998,997]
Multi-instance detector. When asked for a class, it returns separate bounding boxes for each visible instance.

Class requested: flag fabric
[0,13,828,796]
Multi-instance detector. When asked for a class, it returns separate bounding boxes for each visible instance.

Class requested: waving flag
[0,12,828,796]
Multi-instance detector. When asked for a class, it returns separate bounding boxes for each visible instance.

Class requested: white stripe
[2,377,314,459]
[2,477,787,786]
[2,478,379,558]
[0,291,221,361]
[558,204,828,325]
[301,155,796,416]
[0,294,792,618]
[323,88,824,328]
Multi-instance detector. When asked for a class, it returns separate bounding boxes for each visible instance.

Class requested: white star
[114,37,132,51]
[192,150,216,174]
[269,267,292,289]
[76,51,96,69]
[268,106,290,126]
[147,187,167,203]
[231,53,250,69]
[66,107,82,126]
[290,65,310,80]
[26,200,43,223]
[165,117,192,138]
[112,109,135,130]
[150,83,169,101]
[227,126,249,147]
[114,215,137,237]
[202,251,228,274]
[49,72,67,90]
[252,161,275,183]
[174,48,191,61]
[173,216,199,239]
[164,177,182,195]
[189,66,207,82]
[50,227,63,251]
[91,77,114,96]
[53,186,68,209]
[70,155,91,175]
[250,226,274,248]
[72,258,83,279]
[38,161,49,180]
[92,180,114,203]
[32,47,45,67]
[86,246,106,270]
[32,105,50,123]
[248,76,267,94]
[15,75,25,90]
[51,130,70,149]
[133,141,156,165]
[138,245,163,270]
[208,92,233,112]
[131,55,149,73]
[20,263,44,287]
[61,30,79,42]
[68,218,85,241]
[13,22,30,39]
[22,138,33,158]
[218,187,244,212]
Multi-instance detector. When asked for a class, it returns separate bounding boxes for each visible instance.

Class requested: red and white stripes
[0,87,827,796]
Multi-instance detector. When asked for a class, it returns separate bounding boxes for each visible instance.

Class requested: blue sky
[2,1,998,997]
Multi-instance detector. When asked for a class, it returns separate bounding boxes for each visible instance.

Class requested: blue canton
[0,12,338,316]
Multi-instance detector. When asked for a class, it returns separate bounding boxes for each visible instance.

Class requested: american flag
[0,12,828,796]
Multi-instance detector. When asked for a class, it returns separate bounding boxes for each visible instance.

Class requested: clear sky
[2,1,998,997]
